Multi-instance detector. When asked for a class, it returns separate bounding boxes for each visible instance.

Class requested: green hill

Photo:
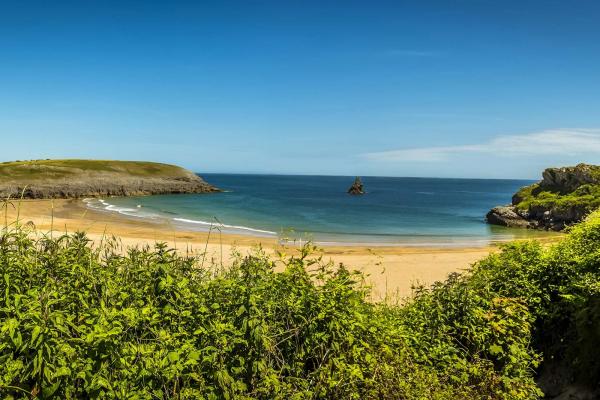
[0,159,218,198]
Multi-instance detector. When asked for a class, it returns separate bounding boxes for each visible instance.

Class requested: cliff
[0,159,219,199]
[487,164,600,231]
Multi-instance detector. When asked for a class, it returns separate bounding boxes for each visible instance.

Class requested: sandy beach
[2,198,496,300]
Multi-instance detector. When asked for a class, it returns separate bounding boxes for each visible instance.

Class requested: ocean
[84,174,553,246]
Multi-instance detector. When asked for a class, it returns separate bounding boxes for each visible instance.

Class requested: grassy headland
[1,209,599,398]
[488,163,600,231]
[0,159,218,199]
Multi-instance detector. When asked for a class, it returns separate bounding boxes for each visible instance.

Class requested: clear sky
[1,0,599,179]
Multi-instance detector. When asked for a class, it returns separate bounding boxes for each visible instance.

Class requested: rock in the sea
[347,177,365,195]
[486,206,532,228]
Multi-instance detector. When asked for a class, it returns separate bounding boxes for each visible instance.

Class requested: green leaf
[489,345,504,356]
[30,326,42,345]
[42,382,61,398]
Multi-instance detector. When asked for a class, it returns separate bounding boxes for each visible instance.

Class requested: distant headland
[487,163,600,231]
[0,159,219,199]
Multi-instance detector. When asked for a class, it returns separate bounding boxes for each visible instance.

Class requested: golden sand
[3,199,497,300]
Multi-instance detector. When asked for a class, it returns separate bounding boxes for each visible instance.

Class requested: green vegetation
[515,182,600,213]
[2,212,600,398]
[0,159,190,181]
[513,164,600,214]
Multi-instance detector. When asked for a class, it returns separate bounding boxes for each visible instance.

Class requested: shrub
[515,183,600,214]
[4,211,600,398]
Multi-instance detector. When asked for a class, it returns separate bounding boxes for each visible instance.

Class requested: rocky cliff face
[486,206,532,228]
[486,164,600,231]
[0,176,219,199]
[0,160,219,199]
[486,204,589,231]
[540,164,600,193]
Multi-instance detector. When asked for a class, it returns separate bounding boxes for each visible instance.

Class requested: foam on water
[84,198,276,237]
[173,218,277,236]
[83,198,158,220]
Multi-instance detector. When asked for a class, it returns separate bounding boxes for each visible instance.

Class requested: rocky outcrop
[526,204,590,231]
[0,160,219,199]
[486,204,588,231]
[540,163,600,193]
[486,164,600,231]
[486,206,532,228]
[347,177,365,195]
[0,177,219,199]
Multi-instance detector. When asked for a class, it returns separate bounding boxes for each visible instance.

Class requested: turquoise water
[85,174,553,246]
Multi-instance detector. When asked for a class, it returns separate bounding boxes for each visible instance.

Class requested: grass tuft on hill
[1,211,600,398]
[0,159,193,181]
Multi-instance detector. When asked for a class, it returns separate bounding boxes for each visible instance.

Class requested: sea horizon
[194,171,541,181]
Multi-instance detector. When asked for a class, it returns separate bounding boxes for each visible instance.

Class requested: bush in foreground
[2,212,600,398]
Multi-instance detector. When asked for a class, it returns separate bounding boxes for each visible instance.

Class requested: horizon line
[197,171,538,181]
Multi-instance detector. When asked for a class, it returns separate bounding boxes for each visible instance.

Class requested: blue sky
[1,0,599,179]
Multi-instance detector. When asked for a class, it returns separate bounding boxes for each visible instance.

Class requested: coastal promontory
[486,163,600,231]
[0,159,219,199]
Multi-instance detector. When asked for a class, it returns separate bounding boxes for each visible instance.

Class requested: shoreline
[2,198,540,299]
[82,195,556,249]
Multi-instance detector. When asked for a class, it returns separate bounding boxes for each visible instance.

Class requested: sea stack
[347,176,365,195]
